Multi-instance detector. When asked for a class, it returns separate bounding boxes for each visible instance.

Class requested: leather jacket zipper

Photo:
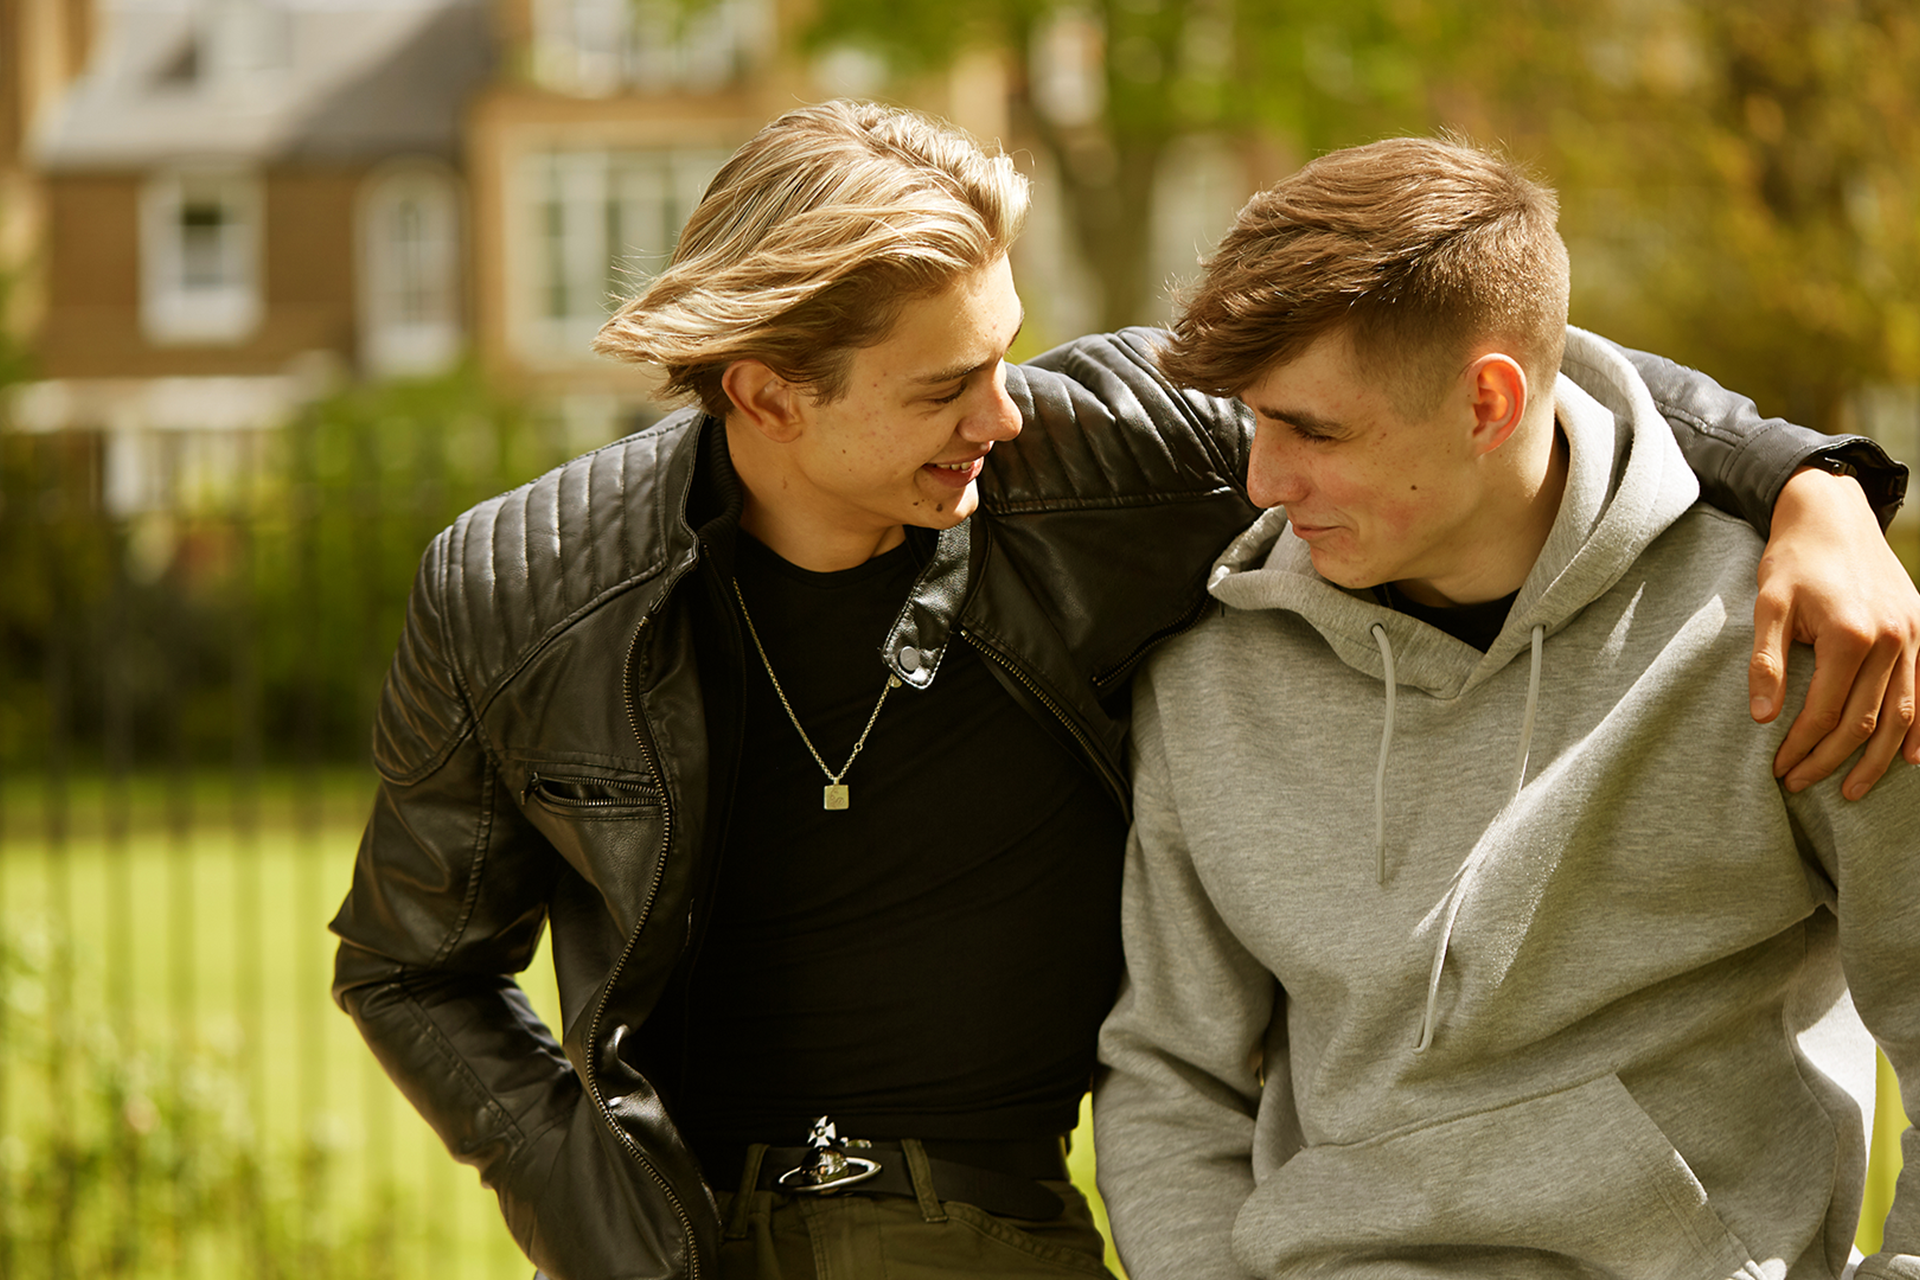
[1092,593,1214,696]
[580,606,704,1280]
[957,625,1126,806]
[520,771,664,810]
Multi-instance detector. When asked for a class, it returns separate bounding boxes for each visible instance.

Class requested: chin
[1311,554,1373,590]
[908,486,978,529]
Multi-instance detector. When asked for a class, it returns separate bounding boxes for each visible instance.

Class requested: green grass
[1,770,543,1278]
[1,771,1906,1275]
[0,771,1122,1276]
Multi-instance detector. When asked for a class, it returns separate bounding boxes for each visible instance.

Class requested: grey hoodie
[1095,329,1920,1280]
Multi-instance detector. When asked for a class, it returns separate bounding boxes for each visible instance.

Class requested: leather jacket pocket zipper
[521,770,663,813]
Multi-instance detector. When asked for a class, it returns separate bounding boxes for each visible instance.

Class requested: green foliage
[0,368,577,770]
[0,262,34,394]
[0,926,413,1279]
[1525,0,1920,428]
[804,0,1919,426]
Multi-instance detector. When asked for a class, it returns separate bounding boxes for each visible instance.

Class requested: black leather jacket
[331,330,1903,1280]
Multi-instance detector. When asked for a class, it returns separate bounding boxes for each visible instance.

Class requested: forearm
[1615,342,1908,536]
[334,945,576,1179]
[334,792,712,1279]
[1098,682,1275,1280]
[1095,1022,1264,1280]
[336,946,704,1280]
[1016,327,1259,499]
[1785,749,1920,1275]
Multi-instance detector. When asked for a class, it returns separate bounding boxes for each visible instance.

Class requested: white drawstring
[1416,863,1471,1053]
[1371,623,1396,887]
[1415,622,1547,1053]
[1512,625,1544,795]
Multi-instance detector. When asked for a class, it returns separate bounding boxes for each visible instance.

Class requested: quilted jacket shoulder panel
[991,328,1251,512]
[372,413,701,782]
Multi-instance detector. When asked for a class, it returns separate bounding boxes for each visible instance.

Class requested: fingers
[1907,691,1920,767]
[1748,586,1793,725]
[1777,629,1895,793]
[1844,647,1919,798]
[1891,645,1919,760]
[1750,464,1919,797]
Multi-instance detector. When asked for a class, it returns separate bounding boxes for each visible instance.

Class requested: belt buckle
[774,1116,881,1194]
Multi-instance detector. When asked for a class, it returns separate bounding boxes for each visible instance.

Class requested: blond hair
[1160,135,1570,416]
[593,100,1030,417]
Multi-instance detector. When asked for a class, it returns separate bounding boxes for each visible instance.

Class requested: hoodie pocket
[1232,1074,1762,1279]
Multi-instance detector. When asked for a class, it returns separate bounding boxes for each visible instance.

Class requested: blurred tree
[802,0,1919,428]
[801,0,1476,331]
[0,265,32,392]
[0,367,568,770]
[1517,0,1920,430]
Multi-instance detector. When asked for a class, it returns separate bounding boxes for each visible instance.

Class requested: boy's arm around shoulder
[1619,344,1906,535]
[1094,663,1276,1280]
[1007,328,1257,505]
[330,529,710,1280]
[1619,343,1919,798]
[1781,720,1920,1280]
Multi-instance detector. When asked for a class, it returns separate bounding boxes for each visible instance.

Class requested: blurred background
[0,0,1914,1274]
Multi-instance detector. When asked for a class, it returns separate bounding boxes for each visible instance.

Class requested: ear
[721,360,808,444]
[1464,353,1528,457]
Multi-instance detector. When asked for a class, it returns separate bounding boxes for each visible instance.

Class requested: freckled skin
[1241,331,1565,608]
[746,256,1024,569]
[1242,334,1489,603]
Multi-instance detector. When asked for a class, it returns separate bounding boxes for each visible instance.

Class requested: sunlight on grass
[1,770,1905,1273]
[0,772,559,1277]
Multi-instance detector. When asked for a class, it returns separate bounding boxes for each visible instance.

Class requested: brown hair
[593,100,1029,418]
[1159,135,1570,416]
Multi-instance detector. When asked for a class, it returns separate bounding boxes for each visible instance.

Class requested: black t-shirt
[672,533,1127,1148]
[1376,582,1519,651]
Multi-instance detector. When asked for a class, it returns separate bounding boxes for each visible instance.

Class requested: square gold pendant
[823,784,850,810]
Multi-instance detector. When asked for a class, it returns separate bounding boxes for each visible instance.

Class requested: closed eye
[1253,403,1345,444]
[1259,412,1342,445]
[930,380,969,406]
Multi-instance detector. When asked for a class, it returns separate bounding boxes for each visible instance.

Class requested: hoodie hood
[1203,328,1706,1052]
[1206,328,1702,700]
[1098,324,1905,1280]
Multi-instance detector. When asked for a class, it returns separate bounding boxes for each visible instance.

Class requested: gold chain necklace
[733,578,901,811]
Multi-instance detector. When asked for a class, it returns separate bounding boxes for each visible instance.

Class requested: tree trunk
[1020,105,1171,333]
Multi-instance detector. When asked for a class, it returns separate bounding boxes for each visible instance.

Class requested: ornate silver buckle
[774,1116,881,1194]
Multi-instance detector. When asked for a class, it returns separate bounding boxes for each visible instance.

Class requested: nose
[961,363,1022,444]
[1246,423,1306,510]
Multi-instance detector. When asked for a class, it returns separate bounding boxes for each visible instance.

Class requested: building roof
[32,0,493,169]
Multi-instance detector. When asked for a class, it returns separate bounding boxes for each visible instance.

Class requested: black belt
[706,1136,1068,1221]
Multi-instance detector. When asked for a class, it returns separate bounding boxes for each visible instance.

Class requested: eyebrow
[1253,404,1345,435]
[910,311,1026,386]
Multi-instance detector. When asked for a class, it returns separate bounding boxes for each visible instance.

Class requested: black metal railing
[1,371,577,1279]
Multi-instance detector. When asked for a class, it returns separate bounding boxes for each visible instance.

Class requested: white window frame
[357,161,464,378]
[513,147,726,363]
[530,0,771,95]
[139,169,263,345]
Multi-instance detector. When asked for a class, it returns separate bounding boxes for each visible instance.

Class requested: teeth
[933,460,973,471]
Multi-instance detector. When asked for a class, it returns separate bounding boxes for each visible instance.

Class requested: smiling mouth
[925,453,987,483]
